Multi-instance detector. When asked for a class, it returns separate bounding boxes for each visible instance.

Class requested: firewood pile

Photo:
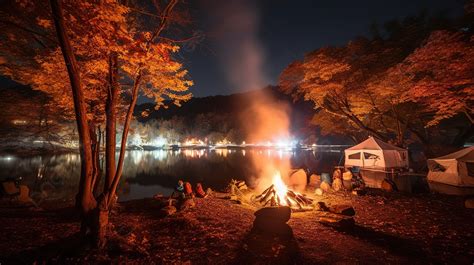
[252,184,314,210]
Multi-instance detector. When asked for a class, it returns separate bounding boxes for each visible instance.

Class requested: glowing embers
[253,171,314,211]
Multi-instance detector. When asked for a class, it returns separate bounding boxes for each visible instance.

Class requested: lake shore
[1,189,473,264]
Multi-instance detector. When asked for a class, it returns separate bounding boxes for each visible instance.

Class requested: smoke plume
[206,0,292,190]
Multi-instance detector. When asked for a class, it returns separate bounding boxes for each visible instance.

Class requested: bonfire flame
[254,171,314,210]
[273,172,288,206]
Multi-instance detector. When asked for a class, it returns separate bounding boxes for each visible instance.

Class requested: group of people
[169,180,211,201]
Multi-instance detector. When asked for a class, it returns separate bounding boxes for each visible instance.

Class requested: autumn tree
[279,12,471,147]
[382,30,474,127]
[0,0,192,247]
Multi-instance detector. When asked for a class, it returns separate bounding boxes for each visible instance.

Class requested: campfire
[253,172,314,210]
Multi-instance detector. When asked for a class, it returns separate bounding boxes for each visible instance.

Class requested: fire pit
[252,172,314,211]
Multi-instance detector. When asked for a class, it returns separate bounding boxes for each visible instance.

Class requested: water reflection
[0,149,342,202]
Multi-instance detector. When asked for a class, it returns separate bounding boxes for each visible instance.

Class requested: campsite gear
[321,172,332,184]
[320,181,331,191]
[196,183,207,198]
[344,136,409,170]
[1,178,35,205]
[345,137,410,190]
[342,171,353,181]
[427,146,474,195]
[343,180,352,190]
[342,170,353,190]
[333,167,343,180]
[309,174,321,187]
[289,169,307,192]
[314,188,323,196]
[332,178,343,191]
[1,180,20,197]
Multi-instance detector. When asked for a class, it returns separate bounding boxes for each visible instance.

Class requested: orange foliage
[0,0,193,123]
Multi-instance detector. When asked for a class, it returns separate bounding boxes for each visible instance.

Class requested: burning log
[257,184,274,203]
[253,184,314,210]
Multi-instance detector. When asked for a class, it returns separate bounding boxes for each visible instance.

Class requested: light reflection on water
[0,148,342,202]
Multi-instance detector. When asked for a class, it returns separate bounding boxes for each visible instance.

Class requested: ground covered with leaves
[1,189,473,264]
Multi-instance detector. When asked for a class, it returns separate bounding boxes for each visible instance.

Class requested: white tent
[344,137,409,170]
[427,146,474,190]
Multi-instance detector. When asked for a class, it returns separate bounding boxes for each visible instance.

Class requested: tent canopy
[346,137,406,151]
[430,146,474,162]
[427,146,474,188]
[344,137,409,169]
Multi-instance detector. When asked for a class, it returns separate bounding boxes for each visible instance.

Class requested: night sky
[0,0,466,98]
[183,0,465,97]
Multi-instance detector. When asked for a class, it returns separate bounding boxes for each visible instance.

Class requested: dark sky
[182,0,465,97]
[0,0,466,98]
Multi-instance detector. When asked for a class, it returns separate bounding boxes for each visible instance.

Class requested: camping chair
[1,180,20,199]
[1,180,36,205]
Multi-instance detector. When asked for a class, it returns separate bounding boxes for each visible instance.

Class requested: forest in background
[0,8,472,156]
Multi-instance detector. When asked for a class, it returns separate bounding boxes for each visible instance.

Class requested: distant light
[1,156,15,162]
[12,120,27,125]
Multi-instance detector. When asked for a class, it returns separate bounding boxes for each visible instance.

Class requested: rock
[159,205,177,217]
[332,178,342,191]
[316,201,330,211]
[254,206,291,223]
[329,204,355,216]
[320,181,331,191]
[381,180,394,192]
[309,174,321,186]
[253,206,292,237]
[465,198,474,209]
[289,169,307,192]
[314,188,323,196]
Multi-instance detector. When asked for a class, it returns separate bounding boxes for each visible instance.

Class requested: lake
[0,148,343,202]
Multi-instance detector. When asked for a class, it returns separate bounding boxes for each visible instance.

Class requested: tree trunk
[105,53,119,192]
[108,73,142,204]
[391,105,404,146]
[346,113,387,141]
[92,126,102,195]
[50,0,97,244]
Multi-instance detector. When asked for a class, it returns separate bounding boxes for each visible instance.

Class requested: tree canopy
[279,11,473,147]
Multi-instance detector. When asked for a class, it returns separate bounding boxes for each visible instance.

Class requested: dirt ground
[1,189,473,264]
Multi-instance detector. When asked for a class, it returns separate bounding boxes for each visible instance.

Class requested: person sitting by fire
[184,181,194,198]
[196,183,209,198]
[169,180,185,201]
